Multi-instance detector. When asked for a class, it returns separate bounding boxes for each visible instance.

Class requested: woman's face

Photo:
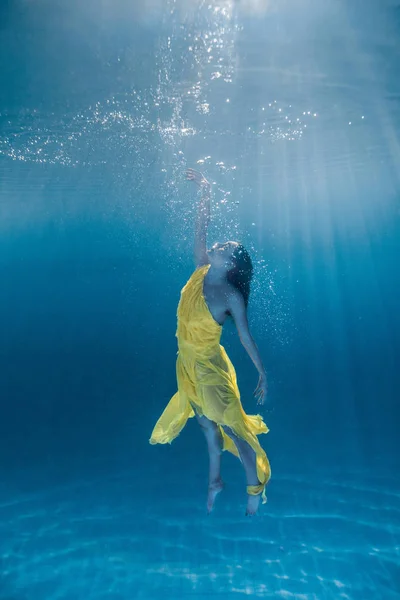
[208,241,239,269]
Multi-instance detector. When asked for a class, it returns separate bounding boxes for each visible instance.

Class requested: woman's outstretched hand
[186,168,210,190]
[254,374,268,406]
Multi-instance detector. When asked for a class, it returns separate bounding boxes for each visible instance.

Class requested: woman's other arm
[227,290,268,405]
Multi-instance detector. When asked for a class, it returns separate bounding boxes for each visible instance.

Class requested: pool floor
[1,467,399,599]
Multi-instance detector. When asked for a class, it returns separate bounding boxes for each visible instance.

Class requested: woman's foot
[246,492,261,516]
[207,478,224,513]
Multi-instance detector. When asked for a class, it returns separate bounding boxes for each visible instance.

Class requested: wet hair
[227,244,253,308]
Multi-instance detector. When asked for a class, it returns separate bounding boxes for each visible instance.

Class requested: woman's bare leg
[222,425,261,515]
[194,413,224,512]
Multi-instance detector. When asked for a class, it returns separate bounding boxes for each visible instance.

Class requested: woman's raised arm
[186,168,211,267]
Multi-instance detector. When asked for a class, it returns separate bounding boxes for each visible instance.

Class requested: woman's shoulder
[195,258,210,271]
[224,280,239,296]
[224,282,244,308]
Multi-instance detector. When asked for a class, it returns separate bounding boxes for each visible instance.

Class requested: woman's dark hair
[227,244,253,308]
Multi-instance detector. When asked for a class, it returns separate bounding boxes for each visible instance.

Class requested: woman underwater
[150,168,271,516]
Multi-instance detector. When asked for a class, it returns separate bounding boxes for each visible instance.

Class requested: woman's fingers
[254,382,267,405]
[255,389,264,405]
[186,168,205,184]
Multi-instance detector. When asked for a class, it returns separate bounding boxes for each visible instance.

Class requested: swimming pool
[0,0,399,598]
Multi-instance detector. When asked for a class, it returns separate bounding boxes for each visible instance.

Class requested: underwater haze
[0,0,399,598]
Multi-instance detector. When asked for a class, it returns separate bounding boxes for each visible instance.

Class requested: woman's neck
[206,264,227,284]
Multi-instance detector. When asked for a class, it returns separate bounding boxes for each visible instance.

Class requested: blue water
[0,0,399,598]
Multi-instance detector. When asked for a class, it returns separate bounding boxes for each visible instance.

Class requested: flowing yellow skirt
[150,343,271,501]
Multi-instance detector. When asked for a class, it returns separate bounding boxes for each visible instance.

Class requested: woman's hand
[254,374,268,405]
[186,168,210,190]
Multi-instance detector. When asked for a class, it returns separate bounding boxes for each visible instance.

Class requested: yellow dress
[149,264,271,501]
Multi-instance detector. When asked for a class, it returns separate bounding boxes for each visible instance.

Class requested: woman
[150,168,271,516]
